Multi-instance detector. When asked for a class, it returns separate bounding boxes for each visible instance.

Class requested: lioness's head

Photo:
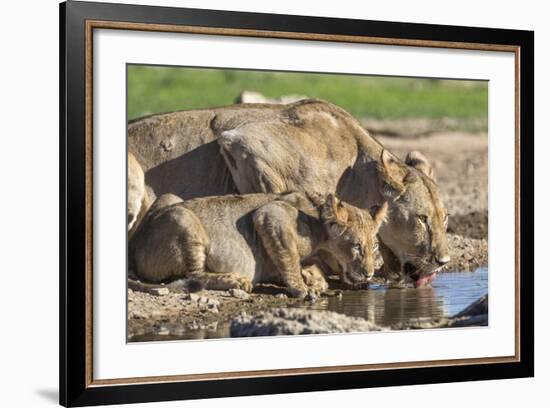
[321,194,388,284]
[377,150,450,287]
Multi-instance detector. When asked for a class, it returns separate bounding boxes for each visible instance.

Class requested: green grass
[127,65,488,122]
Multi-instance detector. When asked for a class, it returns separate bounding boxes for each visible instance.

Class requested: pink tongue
[414,272,436,288]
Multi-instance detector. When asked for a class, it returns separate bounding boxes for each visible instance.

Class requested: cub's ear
[369,202,388,232]
[405,150,434,180]
[379,150,408,199]
[322,194,349,238]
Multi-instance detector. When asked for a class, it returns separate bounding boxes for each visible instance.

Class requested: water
[308,268,488,327]
[130,268,487,341]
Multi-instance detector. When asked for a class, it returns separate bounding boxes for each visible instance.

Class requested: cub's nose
[435,255,450,266]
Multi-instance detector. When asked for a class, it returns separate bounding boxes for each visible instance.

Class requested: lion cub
[130,192,387,298]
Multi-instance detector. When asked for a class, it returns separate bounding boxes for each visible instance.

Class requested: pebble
[197,302,219,314]
[206,322,218,331]
[275,293,288,299]
[183,293,201,302]
[150,287,170,296]
[207,298,220,307]
[229,288,250,300]
[129,310,149,320]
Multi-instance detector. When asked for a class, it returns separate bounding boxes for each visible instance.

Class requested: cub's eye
[351,244,363,256]
[418,215,428,223]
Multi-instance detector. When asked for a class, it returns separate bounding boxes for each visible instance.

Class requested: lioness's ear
[379,150,407,198]
[369,202,388,232]
[405,150,434,180]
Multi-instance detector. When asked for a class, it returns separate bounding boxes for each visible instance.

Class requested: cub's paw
[233,276,253,293]
[301,265,329,295]
[286,284,309,299]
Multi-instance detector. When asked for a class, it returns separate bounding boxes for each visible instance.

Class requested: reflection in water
[131,268,487,341]
[310,285,445,326]
[309,268,488,326]
[311,268,488,326]
[132,323,231,342]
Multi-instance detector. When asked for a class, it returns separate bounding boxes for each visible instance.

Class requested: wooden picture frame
[60,1,534,406]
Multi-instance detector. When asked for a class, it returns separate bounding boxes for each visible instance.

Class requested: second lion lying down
[130,192,387,298]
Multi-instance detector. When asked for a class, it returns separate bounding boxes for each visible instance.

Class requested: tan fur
[300,264,329,295]
[127,152,150,238]
[128,99,449,285]
[130,192,385,298]
[378,149,450,284]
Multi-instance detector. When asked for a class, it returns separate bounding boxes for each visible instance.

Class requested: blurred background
[127,65,488,128]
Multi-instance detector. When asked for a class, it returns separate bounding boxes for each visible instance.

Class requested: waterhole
[130,268,487,341]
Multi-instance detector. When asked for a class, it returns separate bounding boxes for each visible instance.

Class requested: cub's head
[377,150,450,287]
[321,194,388,285]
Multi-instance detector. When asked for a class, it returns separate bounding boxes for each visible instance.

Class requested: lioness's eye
[373,241,379,251]
[418,215,428,223]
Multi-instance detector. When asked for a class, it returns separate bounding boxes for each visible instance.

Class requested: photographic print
[60,2,533,405]
[126,66,489,342]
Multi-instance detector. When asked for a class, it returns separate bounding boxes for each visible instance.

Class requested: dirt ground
[128,286,347,340]
[128,123,489,340]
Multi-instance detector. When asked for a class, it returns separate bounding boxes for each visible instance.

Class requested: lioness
[130,192,387,297]
[128,99,450,286]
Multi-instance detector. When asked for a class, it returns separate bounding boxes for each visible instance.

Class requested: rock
[206,322,219,331]
[228,288,250,300]
[392,295,489,330]
[183,293,201,302]
[188,320,200,331]
[448,314,488,327]
[230,308,381,337]
[275,293,288,299]
[129,310,149,320]
[149,287,170,296]
[207,298,220,307]
[454,294,488,318]
[445,295,488,327]
[235,91,307,105]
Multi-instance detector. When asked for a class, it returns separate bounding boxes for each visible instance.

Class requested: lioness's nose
[435,255,450,266]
